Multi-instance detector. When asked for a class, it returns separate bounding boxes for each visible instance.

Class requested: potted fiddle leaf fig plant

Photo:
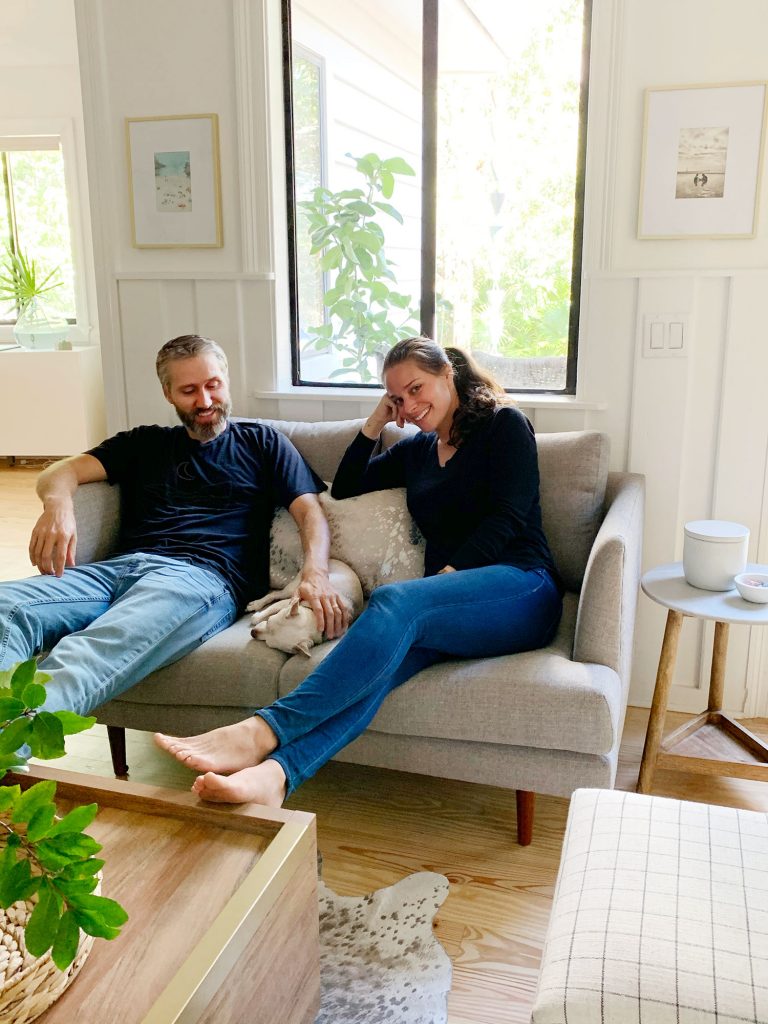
[0,657,127,1017]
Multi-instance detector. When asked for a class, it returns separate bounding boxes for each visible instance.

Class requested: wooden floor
[3,462,768,1024]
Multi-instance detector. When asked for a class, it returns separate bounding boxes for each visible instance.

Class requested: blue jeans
[0,554,237,716]
[259,565,562,795]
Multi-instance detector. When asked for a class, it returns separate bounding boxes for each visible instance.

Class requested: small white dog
[247,558,364,657]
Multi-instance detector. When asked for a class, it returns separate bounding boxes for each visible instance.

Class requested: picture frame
[638,82,767,239]
[126,113,223,248]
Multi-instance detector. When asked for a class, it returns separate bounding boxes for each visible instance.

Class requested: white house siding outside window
[284,0,590,393]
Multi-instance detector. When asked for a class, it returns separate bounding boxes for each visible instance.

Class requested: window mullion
[420,0,438,342]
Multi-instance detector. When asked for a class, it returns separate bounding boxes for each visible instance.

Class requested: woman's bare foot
[191,759,287,806]
[153,717,277,774]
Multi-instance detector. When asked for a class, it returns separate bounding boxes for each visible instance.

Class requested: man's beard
[174,400,231,441]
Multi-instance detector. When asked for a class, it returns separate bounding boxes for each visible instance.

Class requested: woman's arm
[331,396,408,499]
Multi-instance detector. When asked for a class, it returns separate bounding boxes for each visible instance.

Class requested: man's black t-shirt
[87,421,324,608]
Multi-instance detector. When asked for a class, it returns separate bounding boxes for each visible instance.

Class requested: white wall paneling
[63,0,768,717]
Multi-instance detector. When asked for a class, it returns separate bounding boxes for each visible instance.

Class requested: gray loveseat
[72,418,644,844]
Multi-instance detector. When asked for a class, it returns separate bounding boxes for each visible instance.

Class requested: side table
[637,562,768,793]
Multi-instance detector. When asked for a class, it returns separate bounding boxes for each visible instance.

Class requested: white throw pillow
[270,489,425,597]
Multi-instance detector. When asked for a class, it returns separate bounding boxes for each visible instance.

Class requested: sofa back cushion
[256,419,609,592]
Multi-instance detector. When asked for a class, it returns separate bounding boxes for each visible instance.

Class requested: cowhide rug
[315,872,452,1024]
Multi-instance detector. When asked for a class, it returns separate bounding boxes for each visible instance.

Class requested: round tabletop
[641,562,768,624]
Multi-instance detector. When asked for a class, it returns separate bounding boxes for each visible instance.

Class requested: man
[0,334,347,717]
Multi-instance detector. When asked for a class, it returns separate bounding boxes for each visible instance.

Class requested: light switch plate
[642,314,689,358]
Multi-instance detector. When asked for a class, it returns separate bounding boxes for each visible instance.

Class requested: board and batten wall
[72,0,768,718]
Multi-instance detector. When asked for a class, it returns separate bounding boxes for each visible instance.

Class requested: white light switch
[650,322,664,349]
[669,322,684,349]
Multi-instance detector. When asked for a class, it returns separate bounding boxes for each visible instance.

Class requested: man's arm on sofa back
[573,472,645,684]
[72,482,121,566]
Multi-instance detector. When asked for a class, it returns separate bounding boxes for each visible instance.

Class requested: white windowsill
[252,387,606,410]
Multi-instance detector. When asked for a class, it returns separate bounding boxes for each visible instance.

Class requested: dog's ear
[288,594,302,617]
[293,639,314,657]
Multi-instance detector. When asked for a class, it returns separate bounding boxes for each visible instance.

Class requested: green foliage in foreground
[0,660,128,969]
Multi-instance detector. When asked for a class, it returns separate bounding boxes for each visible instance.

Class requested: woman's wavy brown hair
[382,336,505,447]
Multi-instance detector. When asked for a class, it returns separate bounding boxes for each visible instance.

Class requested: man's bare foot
[191,759,287,806]
[153,717,277,774]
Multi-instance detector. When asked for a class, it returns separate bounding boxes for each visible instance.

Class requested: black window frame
[282,0,592,394]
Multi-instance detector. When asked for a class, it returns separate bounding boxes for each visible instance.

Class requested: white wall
[70,0,768,716]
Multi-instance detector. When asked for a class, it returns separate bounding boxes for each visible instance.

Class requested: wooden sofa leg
[107,725,129,778]
[516,790,535,846]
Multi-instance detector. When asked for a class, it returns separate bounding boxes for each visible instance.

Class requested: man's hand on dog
[296,569,350,639]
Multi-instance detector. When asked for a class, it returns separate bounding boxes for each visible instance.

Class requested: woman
[156,337,563,805]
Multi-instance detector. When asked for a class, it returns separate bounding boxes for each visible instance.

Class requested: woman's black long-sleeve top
[331,404,561,588]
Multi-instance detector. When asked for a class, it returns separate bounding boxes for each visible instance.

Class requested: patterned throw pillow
[270,489,425,597]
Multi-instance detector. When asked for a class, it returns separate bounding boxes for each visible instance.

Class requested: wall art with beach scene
[126,114,222,247]
[638,83,767,238]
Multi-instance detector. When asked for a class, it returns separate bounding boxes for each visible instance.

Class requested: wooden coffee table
[10,766,320,1024]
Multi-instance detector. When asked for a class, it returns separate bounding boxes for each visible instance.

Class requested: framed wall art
[126,113,223,248]
[638,82,767,239]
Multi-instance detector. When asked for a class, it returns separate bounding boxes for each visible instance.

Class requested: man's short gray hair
[156,334,229,390]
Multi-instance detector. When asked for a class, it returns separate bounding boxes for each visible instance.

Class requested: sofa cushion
[536,431,610,592]
[270,489,425,597]
[107,615,285,708]
[278,594,620,757]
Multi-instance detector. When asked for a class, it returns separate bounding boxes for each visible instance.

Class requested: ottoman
[531,788,768,1023]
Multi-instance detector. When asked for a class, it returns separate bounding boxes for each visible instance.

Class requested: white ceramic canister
[683,520,750,591]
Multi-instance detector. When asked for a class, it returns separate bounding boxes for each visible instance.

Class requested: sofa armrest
[573,472,645,687]
[72,481,121,565]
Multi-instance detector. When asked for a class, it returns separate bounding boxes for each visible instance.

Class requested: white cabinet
[0,346,106,456]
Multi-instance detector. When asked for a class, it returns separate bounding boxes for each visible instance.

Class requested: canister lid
[684,520,750,543]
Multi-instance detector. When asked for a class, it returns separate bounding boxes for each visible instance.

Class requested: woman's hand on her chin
[362,394,402,439]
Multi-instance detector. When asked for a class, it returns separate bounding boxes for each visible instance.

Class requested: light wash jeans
[259,565,562,795]
[0,553,237,716]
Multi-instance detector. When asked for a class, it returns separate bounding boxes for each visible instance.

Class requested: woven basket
[0,891,96,1024]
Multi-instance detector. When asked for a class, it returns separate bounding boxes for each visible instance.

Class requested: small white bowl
[734,572,768,604]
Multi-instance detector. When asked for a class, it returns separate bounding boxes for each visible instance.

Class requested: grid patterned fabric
[531,788,768,1024]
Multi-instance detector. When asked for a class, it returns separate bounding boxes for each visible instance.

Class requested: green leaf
[10,660,37,699]
[51,910,81,970]
[319,246,342,271]
[346,200,376,217]
[0,855,38,908]
[0,717,33,756]
[0,697,27,722]
[48,803,98,836]
[45,833,101,859]
[52,710,96,737]
[34,842,77,872]
[27,804,57,842]
[381,156,415,176]
[67,893,128,928]
[55,877,99,897]
[0,785,21,813]
[24,886,62,958]
[380,170,395,200]
[372,201,404,224]
[28,712,65,759]
[11,780,57,823]
[21,683,47,710]
[59,858,104,880]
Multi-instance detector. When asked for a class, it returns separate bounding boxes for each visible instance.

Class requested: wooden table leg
[707,620,729,713]
[637,609,684,794]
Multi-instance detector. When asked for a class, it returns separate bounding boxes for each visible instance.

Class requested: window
[284,0,590,392]
[0,137,76,324]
